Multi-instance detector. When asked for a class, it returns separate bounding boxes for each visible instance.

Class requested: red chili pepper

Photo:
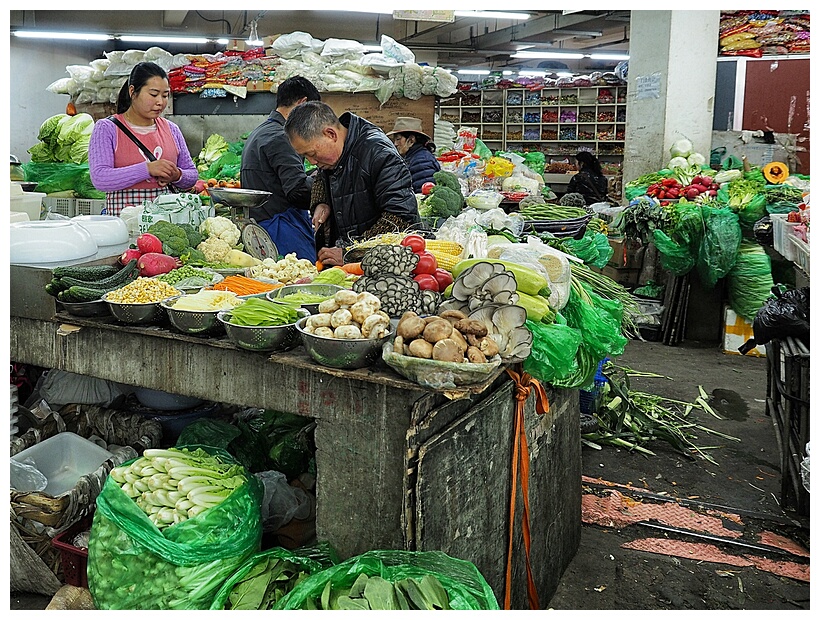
[662,178,679,187]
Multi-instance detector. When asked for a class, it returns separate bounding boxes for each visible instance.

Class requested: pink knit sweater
[87,117,199,191]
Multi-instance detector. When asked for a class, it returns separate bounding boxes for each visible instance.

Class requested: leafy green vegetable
[229,298,298,327]
[432,170,461,192]
[147,220,190,257]
[427,185,463,218]
[197,133,230,170]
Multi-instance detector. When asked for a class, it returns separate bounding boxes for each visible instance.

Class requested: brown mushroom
[454,318,488,338]
[466,333,482,348]
[439,309,468,326]
[422,319,453,343]
[408,338,434,359]
[432,338,463,363]
[450,328,468,354]
[393,335,405,356]
[467,346,488,364]
[478,336,500,358]
[396,314,426,340]
[423,315,440,324]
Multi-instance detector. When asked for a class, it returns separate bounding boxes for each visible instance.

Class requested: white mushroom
[350,297,381,325]
[361,313,390,339]
[355,291,382,307]
[314,326,334,338]
[334,324,363,339]
[334,289,359,306]
[308,313,332,329]
[330,308,353,329]
[318,298,340,314]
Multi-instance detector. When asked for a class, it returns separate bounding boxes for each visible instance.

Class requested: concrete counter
[10,312,580,608]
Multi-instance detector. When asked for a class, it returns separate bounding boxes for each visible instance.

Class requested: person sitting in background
[240,76,322,261]
[565,151,610,206]
[386,117,441,193]
[284,101,420,268]
[88,62,197,217]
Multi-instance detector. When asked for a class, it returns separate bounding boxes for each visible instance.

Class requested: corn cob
[428,249,461,272]
[425,239,464,256]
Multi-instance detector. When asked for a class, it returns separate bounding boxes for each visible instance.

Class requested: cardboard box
[225,39,247,52]
[722,305,765,357]
[607,237,644,269]
[246,80,274,92]
[597,265,641,287]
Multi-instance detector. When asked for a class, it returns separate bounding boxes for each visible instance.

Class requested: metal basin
[160,295,225,335]
[57,299,111,318]
[207,187,271,209]
[217,308,309,353]
[295,316,394,370]
[102,293,166,325]
[266,284,344,314]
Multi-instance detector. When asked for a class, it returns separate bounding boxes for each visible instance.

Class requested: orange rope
[504,366,550,610]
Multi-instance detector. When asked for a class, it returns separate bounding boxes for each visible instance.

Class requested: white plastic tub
[11,432,113,497]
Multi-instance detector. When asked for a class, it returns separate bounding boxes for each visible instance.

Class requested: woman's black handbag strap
[109,115,179,193]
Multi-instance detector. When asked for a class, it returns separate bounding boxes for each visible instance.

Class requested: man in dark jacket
[240,76,321,261]
[284,101,420,267]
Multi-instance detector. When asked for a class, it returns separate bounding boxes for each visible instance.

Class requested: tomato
[400,234,426,254]
[412,251,438,275]
[421,182,436,196]
[414,273,439,292]
[433,268,453,291]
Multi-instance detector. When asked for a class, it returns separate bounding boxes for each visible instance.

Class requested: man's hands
[317,246,344,267]
[148,160,182,186]
[312,203,331,230]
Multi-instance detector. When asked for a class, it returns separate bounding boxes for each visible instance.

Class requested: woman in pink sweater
[88,62,198,216]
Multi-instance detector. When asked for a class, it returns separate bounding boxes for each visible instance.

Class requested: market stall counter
[11,268,581,610]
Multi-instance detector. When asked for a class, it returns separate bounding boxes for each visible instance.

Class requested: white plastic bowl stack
[11,384,19,438]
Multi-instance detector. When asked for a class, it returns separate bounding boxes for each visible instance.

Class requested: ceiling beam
[468,12,606,49]
[163,11,188,29]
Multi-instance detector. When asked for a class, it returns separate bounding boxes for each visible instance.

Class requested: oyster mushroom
[503,326,534,362]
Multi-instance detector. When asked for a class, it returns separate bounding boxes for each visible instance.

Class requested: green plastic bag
[275,550,499,610]
[21,161,105,199]
[653,229,696,275]
[697,205,742,289]
[563,231,612,269]
[726,241,775,321]
[472,139,493,160]
[736,193,768,230]
[210,543,338,609]
[523,151,546,176]
[551,343,602,391]
[624,185,648,201]
[523,319,582,383]
[88,448,263,610]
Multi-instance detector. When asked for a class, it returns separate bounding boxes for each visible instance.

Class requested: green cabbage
[199,133,230,165]
[38,114,67,143]
[57,113,94,144]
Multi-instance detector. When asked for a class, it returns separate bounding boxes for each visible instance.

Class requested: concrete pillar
[622,11,721,185]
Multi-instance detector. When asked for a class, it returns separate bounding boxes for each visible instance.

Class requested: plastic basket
[51,516,92,588]
[771,213,799,260]
[74,199,107,216]
[789,235,810,275]
[42,197,75,218]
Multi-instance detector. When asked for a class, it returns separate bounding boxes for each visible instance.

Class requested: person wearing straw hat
[386,117,441,194]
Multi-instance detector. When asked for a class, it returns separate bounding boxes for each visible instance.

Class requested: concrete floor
[10,338,809,610]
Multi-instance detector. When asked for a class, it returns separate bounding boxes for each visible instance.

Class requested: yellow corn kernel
[427,249,460,272]
[425,239,464,256]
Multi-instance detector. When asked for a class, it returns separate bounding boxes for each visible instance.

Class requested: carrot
[212,275,281,296]
[339,262,364,276]
[315,260,324,272]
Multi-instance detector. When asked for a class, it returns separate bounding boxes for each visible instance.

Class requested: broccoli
[147,220,190,257]
[427,185,464,219]
[178,223,203,248]
[433,170,461,193]
[180,246,208,266]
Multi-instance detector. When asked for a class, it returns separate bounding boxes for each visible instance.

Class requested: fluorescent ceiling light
[553,29,603,37]
[215,38,230,45]
[588,53,630,60]
[457,69,491,75]
[502,70,515,75]
[121,35,211,44]
[454,11,530,20]
[13,30,112,41]
[512,51,585,60]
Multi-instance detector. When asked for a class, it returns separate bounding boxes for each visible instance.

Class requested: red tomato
[401,234,426,254]
[421,182,435,196]
[414,273,439,292]
[433,268,453,291]
[412,251,438,275]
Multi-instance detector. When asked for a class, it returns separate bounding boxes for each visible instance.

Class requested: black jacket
[566,168,609,205]
[240,110,313,221]
[404,142,441,193]
[320,112,420,243]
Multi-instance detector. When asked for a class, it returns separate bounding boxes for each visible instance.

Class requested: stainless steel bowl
[160,295,225,335]
[266,284,344,315]
[57,299,111,318]
[295,316,394,370]
[102,293,166,325]
[206,187,271,208]
[217,308,309,353]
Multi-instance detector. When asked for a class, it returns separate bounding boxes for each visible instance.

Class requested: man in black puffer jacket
[285,101,420,267]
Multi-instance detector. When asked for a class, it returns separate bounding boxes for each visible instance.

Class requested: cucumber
[51,264,119,281]
[58,286,107,303]
[59,259,139,291]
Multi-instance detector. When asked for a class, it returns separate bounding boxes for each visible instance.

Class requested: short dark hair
[575,151,603,177]
[276,76,321,108]
[284,101,341,141]
[116,62,168,113]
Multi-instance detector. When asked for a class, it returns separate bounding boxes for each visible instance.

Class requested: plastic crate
[74,198,107,216]
[789,235,810,275]
[42,197,75,218]
[51,516,92,588]
[771,213,799,260]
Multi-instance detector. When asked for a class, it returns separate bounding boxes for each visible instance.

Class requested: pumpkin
[762,161,789,184]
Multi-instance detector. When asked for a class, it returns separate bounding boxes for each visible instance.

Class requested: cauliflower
[200,216,241,246]
[197,236,232,263]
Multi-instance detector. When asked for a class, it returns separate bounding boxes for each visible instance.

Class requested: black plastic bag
[752,216,774,247]
[738,286,810,354]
